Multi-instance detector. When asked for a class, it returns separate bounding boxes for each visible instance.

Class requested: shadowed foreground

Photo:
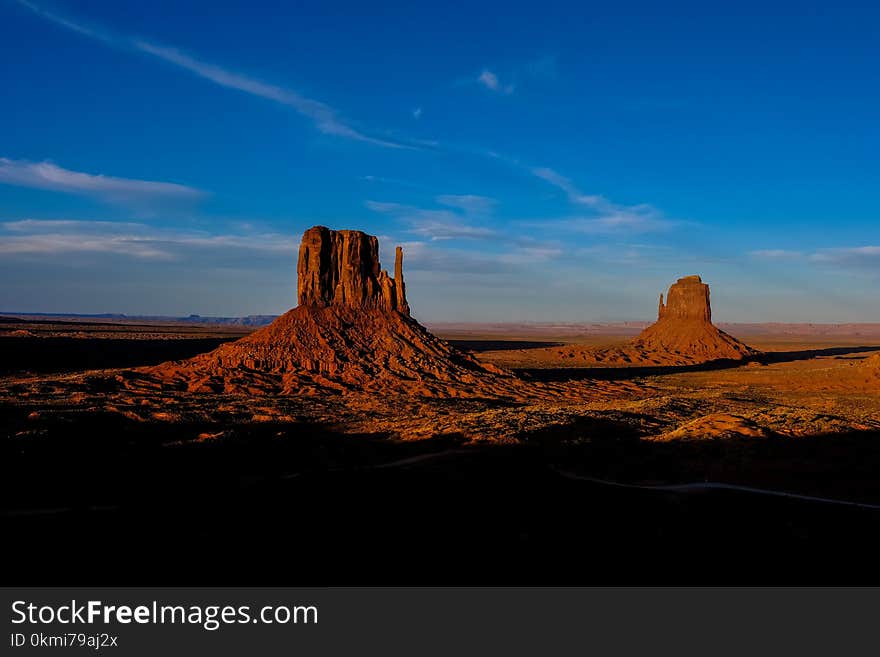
[3,305,880,583]
[3,408,880,585]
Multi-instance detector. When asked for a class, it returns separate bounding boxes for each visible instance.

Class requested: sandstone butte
[137,226,505,395]
[631,275,759,363]
[297,226,409,314]
[538,275,759,366]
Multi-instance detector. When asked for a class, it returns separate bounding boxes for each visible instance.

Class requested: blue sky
[1,0,878,321]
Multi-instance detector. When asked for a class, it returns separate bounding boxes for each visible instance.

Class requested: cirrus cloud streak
[0,157,204,204]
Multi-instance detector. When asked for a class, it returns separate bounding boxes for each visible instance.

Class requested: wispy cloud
[14,0,411,149]
[360,175,433,191]
[4,219,147,233]
[477,69,515,94]
[13,0,112,42]
[530,167,610,209]
[751,245,880,271]
[0,219,293,260]
[368,196,566,271]
[810,246,880,267]
[495,244,564,264]
[469,57,556,96]
[545,212,674,235]
[530,166,676,234]
[750,249,804,260]
[0,157,204,204]
[133,41,409,148]
[412,107,423,119]
[366,199,496,241]
[398,241,531,276]
[396,239,565,290]
[435,194,497,216]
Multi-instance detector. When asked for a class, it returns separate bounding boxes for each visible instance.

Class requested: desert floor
[2,316,880,584]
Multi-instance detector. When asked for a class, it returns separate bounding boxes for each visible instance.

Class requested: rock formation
[139,226,502,395]
[630,275,757,363]
[297,226,409,314]
[656,275,711,322]
[528,275,759,367]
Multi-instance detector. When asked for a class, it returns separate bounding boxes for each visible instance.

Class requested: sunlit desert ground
[3,316,879,445]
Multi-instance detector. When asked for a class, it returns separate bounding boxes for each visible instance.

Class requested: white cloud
[360,175,431,191]
[529,166,675,234]
[396,241,520,275]
[477,69,515,94]
[469,58,554,96]
[3,219,147,233]
[478,70,500,90]
[412,220,495,241]
[750,249,804,259]
[0,219,293,260]
[134,41,410,149]
[435,194,497,216]
[366,200,495,241]
[538,212,674,235]
[530,167,611,209]
[413,107,423,119]
[13,0,112,43]
[750,246,880,269]
[0,233,171,259]
[367,193,499,240]
[15,1,411,149]
[496,245,563,264]
[0,158,204,204]
[367,196,568,275]
[810,246,880,267]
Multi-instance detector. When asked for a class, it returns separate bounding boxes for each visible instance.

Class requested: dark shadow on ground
[447,339,564,352]
[515,345,880,381]
[758,345,880,364]
[3,405,880,585]
[515,358,748,381]
[519,416,880,503]
[0,337,237,374]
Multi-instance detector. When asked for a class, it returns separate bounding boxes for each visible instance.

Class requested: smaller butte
[631,275,758,364]
[529,275,759,367]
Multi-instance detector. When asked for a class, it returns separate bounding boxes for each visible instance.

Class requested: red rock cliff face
[296,226,409,314]
[657,275,711,322]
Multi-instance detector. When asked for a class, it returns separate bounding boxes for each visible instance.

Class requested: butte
[630,275,759,364]
[139,226,505,395]
[535,275,759,367]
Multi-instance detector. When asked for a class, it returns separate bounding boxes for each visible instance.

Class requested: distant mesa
[137,226,503,395]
